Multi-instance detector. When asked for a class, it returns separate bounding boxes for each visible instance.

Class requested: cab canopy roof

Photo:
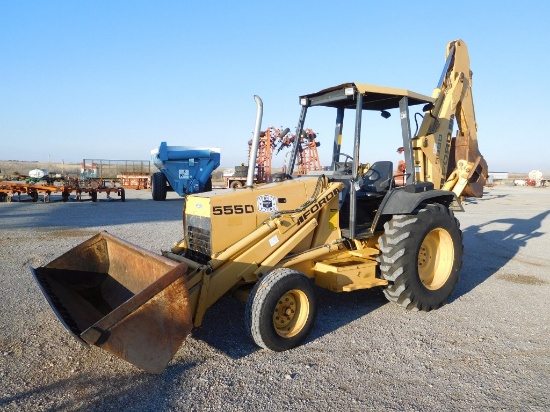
[300,82,434,111]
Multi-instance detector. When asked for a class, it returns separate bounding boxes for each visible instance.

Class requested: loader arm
[412,39,488,197]
[183,177,345,327]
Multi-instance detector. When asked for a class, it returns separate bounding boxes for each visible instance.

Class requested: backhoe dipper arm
[412,39,488,198]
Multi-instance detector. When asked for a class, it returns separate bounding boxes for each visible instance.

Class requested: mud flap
[30,231,193,374]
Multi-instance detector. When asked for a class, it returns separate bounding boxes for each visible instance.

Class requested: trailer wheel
[245,268,317,351]
[379,203,463,311]
[119,188,126,202]
[30,191,38,202]
[152,172,167,201]
[62,191,69,202]
[230,180,243,189]
[91,191,98,202]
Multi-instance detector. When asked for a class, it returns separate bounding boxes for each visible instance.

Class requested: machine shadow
[461,190,508,205]
[190,287,386,359]
[452,209,550,300]
[308,287,387,340]
[0,362,198,412]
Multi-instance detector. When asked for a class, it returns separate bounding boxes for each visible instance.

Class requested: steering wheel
[334,153,353,172]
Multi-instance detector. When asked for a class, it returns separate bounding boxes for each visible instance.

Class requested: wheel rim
[418,228,454,290]
[273,289,309,338]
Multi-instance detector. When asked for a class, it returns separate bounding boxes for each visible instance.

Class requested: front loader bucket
[30,231,193,374]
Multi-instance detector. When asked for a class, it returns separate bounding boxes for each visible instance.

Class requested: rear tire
[152,172,167,201]
[230,180,243,189]
[245,268,317,351]
[379,203,463,311]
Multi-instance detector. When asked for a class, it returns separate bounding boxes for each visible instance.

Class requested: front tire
[379,203,463,311]
[245,268,317,351]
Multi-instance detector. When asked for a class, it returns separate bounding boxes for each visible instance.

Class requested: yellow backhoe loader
[31,39,487,373]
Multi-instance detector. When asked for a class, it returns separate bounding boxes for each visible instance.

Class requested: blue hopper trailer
[150,142,221,201]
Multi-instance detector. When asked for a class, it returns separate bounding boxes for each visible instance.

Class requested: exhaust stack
[247,95,263,188]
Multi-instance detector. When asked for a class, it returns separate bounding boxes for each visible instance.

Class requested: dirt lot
[0,185,549,411]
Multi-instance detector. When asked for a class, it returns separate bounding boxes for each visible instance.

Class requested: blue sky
[1,1,549,172]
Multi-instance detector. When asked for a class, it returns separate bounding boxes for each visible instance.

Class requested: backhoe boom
[413,39,488,197]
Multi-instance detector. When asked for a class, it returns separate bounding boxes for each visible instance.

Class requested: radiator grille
[186,215,212,264]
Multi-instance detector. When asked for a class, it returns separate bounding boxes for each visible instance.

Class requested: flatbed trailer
[0,181,126,203]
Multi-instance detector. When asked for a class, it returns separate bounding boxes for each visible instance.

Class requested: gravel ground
[0,185,549,411]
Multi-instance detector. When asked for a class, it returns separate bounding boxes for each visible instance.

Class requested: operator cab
[288,82,434,239]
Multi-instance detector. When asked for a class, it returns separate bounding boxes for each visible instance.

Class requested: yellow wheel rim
[418,228,454,290]
[273,289,309,338]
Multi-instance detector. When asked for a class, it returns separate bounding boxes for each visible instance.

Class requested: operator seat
[357,161,394,196]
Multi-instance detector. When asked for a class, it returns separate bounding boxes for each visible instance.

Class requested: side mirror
[380,110,391,119]
[423,103,434,112]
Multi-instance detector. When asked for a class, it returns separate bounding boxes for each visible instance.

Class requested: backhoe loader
[31,39,487,373]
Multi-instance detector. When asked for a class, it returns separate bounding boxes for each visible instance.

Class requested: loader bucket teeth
[30,231,193,374]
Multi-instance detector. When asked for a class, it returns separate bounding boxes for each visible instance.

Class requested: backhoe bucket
[446,134,489,198]
[30,231,193,374]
